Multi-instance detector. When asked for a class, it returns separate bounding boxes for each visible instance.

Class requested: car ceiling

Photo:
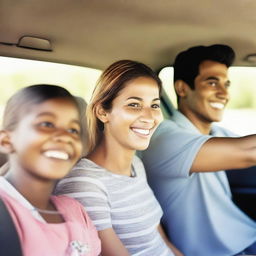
[1,0,256,71]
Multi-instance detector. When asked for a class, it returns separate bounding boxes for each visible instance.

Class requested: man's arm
[191,135,256,173]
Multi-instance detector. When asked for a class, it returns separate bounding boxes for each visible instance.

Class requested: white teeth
[132,128,150,135]
[44,150,69,160]
[209,102,225,109]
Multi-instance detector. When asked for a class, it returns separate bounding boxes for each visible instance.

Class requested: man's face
[182,60,230,127]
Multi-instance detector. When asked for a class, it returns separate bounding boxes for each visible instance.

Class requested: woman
[56,60,183,256]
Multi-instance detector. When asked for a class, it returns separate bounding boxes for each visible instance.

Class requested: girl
[55,60,183,256]
[0,84,101,256]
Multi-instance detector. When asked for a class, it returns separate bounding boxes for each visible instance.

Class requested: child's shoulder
[51,195,85,217]
[51,194,80,207]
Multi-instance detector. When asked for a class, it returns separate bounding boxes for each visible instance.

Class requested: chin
[212,115,224,122]
[208,112,224,123]
[135,143,150,151]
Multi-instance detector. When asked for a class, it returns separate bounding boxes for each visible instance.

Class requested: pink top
[0,190,101,256]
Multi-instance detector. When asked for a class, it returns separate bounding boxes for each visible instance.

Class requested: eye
[225,82,231,89]
[37,121,55,128]
[208,81,217,87]
[128,103,140,107]
[151,103,160,109]
[67,128,80,135]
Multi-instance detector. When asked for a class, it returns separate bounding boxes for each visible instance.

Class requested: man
[140,44,256,256]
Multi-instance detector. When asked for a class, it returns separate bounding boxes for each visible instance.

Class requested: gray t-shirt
[55,156,174,256]
[140,110,256,256]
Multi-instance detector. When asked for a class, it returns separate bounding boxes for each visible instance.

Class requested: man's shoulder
[211,124,238,137]
[153,119,181,137]
[158,119,178,128]
[143,117,211,162]
[152,117,199,141]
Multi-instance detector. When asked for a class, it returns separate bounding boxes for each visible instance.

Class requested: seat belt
[0,197,23,256]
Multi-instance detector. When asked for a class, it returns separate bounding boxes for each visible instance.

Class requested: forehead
[117,76,160,98]
[23,98,79,118]
[198,60,228,77]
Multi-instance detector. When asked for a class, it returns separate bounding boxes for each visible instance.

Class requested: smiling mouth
[131,128,150,136]
[209,102,225,110]
[43,150,70,160]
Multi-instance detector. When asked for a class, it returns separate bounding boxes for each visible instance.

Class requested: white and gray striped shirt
[55,156,174,256]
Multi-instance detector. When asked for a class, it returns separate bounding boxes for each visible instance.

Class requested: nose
[52,129,74,144]
[139,107,155,123]
[216,84,229,100]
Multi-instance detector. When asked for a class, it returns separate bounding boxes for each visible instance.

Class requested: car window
[2,57,255,137]
[0,56,102,123]
[159,66,256,136]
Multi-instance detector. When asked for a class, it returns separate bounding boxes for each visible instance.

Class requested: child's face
[9,98,82,181]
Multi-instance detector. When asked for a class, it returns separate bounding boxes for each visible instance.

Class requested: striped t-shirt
[55,156,174,256]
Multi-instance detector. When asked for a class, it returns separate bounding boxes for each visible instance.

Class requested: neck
[5,169,55,210]
[87,138,135,176]
[178,108,212,135]
[5,167,64,223]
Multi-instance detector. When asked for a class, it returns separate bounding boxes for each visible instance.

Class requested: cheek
[11,132,39,152]
[76,141,83,157]
[189,92,206,108]
[199,89,212,99]
[110,110,137,123]
[153,111,163,125]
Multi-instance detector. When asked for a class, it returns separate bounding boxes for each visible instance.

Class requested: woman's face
[102,76,163,151]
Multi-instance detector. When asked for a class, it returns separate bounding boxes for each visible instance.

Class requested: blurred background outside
[0,57,255,136]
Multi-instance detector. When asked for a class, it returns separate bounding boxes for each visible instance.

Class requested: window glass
[159,66,256,135]
[0,57,102,123]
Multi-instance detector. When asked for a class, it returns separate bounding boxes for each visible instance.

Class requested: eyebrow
[36,112,80,125]
[205,76,219,81]
[205,76,231,84]
[126,96,160,101]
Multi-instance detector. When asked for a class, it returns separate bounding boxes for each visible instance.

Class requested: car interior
[1,0,256,222]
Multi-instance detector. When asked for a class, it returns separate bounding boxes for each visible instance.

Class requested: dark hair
[87,59,162,153]
[2,84,79,131]
[173,44,235,89]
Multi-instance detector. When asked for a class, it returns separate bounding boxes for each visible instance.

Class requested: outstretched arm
[191,135,256,173]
